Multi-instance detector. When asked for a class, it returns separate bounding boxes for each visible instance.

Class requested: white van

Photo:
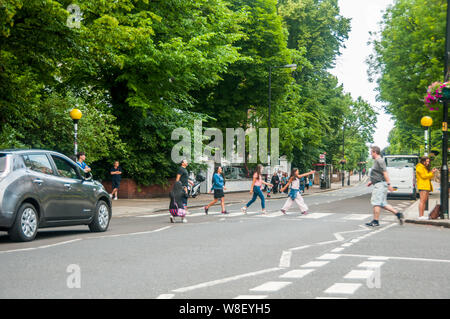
[384,155,419,199]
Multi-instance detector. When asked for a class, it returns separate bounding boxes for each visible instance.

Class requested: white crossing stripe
[344,269,374,279]
[317,254,341,260]
[324,283,362,294]
[279,269,315,279]
[301,261,329,268]
[156,294,175,299]
[234,295,267,299]
[343,214,372,220]
[331,248,345,253]
[250,281,292,292]
[300,213,334,219]
[358,261,385,268]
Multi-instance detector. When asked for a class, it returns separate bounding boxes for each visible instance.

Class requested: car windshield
[385,157,417,168]
[0,154,7,172]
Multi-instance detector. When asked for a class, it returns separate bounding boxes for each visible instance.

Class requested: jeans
[246,186,265,209]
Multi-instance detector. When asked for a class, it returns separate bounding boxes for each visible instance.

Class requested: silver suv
[0,149,112,242]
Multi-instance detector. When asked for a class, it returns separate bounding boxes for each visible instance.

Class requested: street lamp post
[441,0,450,219]
[421,116,433,156]
[268,64,297,167]
[69,109,82,156]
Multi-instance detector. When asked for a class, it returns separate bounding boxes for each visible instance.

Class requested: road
[1,184,450,299]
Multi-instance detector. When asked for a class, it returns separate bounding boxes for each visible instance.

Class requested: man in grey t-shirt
[366,146,404,227]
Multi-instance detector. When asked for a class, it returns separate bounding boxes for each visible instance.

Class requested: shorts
[371,182,388,207]
[112,180,121,189]
[214,189,224,199]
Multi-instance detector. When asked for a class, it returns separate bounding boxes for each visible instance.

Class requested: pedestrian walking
[110,160,122,200]
[366,146,404,227]
[204,166,228,215]
[176,159,193,211]
[241,164,272,214]
[416,156,438,220]
[76,152,91,174]
[280,168,315,215]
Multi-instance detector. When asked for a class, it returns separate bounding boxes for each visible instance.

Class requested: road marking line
[358,261,385,268]
[324,283,362,294]
[317,253,341,260]
[234,295,267,299]
[341,254,450,263]
[172,267,282,293]
[279,269,315,279]
[301,261,329,268]
[343,214,372,220]
[341,243,353,247]
[90,226,172,239]
[300,213,334,219]
[156,294,175,299]
[289,245,311,252]
[38,238,82,249]
[316,297,348,299]
[136,213,167,218]
[250,281,292,292]
[331,247,345,253]
[279,251,292,268]
[344,269,374,279]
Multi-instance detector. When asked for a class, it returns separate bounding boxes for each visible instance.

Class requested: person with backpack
[241,164,273,214]
[204,166,228,215]
[280,168,315,215]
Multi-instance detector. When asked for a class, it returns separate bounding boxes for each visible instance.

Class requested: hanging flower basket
[424,81,450,111]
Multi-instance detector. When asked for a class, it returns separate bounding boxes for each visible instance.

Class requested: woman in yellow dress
[416,156,438,220]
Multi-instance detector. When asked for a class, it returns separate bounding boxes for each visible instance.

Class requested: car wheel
[9,203,39,242]
[89,200,111,232]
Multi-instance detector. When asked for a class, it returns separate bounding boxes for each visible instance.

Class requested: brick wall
[102,178,175,199]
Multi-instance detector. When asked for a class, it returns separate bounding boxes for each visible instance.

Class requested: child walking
[280,168,315,215]
[241,164,273,214]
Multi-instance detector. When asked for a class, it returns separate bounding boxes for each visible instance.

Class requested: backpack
[429,204,441,220]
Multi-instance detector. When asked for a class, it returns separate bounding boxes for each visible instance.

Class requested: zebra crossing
[135,199,413,222]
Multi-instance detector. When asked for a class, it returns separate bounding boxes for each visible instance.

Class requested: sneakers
[366,220,380,227]
[301,211,308,215]
[109,194,113,198]
[281,209,286,215]
[169,216,174,223]
[204,206,209,215]
[182,218,188,223]
[241,207,247,214]
[113,197,118,200]
[261,209,266,215]
[418,215,428,220]
[396,212,404,225]
[221,211,229,214]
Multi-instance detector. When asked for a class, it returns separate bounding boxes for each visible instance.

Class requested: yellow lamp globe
[420,116,433,127]
[70,108,82,121]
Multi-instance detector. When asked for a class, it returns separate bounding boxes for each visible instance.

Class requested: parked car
[384,155,419,200]
[0,149,112,242]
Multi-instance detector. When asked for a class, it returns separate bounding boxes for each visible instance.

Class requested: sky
[330,0,395,151]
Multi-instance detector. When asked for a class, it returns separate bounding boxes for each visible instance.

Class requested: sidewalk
[403,181,450,228]
[111,174,366,217]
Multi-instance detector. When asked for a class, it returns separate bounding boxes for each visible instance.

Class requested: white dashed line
[344,269,375,280]
[317,253,341,260]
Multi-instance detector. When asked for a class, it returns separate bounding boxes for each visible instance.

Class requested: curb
[403,194,450,228]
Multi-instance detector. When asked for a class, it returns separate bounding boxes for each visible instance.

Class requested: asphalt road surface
[1,184,450,299]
